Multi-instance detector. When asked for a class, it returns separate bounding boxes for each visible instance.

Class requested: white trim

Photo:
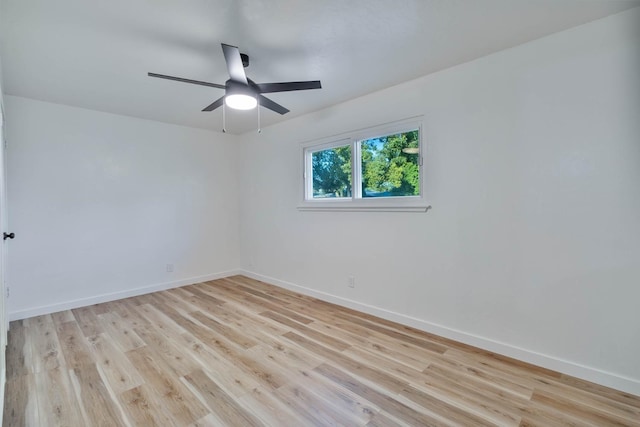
[297,203,431,213]
[8,269,241,321]
[351,119,423,145]
[297,115,425,147]
[303,138,352,201]
[302,137,352,152]
[239,269,640,397]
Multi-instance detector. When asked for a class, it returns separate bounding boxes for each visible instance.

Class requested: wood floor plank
[183,285,226,307]
[209,297,294,337]
[397,383,498,426]
[261,310,351,351]
[531,389,640,427]
[283,331,410,395]
[4,275,639,427]
[69,364,129,426]
[335,319,442,367]
[23,313,53,329]
[183,369,265,427]
[166,316,291,390]
[97,311,145,352]
[125,346,209,425]
[353,337,432,372]
[531,377,640,421]
[86,333,144,394]
[118,384,177,426]
[429,353,535,399]
[3,374,39,426]
[237,386,308,427]
[167,287,223,315]
[238,292,314,325]
[218,281,283,303]
[557,374,640,408]
[34,366,85,427]
[190,310,259,349]
[56,321,95,369]
[154,288,202,315]
[71,306,104,337]
[132,322,203,378]
[275,380,360,426]
[6,320,33,380]
[224,276,316,305]
[519,398,602,427]
[141,297,222,344]
[366,411,409,427]
[177,332,263,397]
[187,413,224,427]
[314,362,451,427]
[293,368,381,425]
[29,315,65,373]
[50,310,75,327]
[331,310,449,354]
[425,362,532,402]
[246,338,325,375]
[444,347,550,388]
[111,298,155,331]
[420,364,527,425]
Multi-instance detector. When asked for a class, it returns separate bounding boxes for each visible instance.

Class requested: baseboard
[8,269,242,321]
[239,269,640,397]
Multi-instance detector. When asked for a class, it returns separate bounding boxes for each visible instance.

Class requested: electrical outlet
[166,264,174,273]
[348,276,355,288]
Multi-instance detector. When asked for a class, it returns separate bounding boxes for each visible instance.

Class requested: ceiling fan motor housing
[226,79,256,96]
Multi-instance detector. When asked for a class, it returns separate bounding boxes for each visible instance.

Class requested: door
[0,101,7,398]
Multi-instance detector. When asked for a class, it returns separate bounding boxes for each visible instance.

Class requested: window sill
[297,201,432,213]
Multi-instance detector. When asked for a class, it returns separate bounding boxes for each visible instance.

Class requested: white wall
[238,8,640,394]
[5,97,241,318]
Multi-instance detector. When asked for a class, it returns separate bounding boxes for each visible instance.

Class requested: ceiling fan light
[225,93,257,110]
[402,147,420,154]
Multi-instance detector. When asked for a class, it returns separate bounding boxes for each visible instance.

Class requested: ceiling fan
[148,43,321,115]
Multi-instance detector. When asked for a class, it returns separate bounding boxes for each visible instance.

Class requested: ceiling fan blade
[259,95,289,115]
[256,81,322,93]
[148,72,226,89]
[221,43,248,84]
[202,96,225,112]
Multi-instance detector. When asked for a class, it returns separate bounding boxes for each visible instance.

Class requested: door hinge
[5,287,9,299]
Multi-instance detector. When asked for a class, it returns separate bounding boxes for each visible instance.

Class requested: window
[310,142,352,199]
[360,129,420,198]
[300,119,429,212]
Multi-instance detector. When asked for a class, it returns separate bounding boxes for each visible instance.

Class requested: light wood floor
[3,276,639,426]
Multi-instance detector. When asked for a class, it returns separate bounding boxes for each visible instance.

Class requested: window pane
[311,145,352,198]
[360,129,420,198]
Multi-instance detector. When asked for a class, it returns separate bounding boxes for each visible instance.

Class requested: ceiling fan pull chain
[257,97,261,134]
[222,102,227,133]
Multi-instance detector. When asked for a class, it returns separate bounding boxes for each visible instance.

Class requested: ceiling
[1,0,638,134]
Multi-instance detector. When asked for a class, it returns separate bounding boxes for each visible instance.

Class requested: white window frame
[303,138,352,202]
[298,117,430,212]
